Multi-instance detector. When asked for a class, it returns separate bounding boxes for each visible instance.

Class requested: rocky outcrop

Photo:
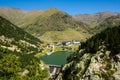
[112,54,120,80]
[57,45,120,80]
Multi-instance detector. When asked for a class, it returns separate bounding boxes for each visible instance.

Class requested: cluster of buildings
[56,40,81,46]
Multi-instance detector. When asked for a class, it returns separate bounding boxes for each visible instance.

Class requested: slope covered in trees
[0,47,49,80]
[81,26,120,54]
[0,16,41,53]
[0,16,49,80]
[57,26,120,80]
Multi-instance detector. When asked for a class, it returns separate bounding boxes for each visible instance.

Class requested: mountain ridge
[0,7,91,42]
[74,11,119,28]
[0,7,120,42]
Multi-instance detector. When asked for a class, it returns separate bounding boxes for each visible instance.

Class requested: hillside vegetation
[74,11,119,28]
[94,15,120,33]
[23,8,91,41]
[0,7,42,27]
[0,16,49,80]
[0,7,91,42]
[40,28,90,42]
[57,26,120,80]
[0,16,40,53]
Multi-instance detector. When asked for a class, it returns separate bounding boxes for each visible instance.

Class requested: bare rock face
[112,54,120,80]
[57,45,120,80]
[83,50,116,80]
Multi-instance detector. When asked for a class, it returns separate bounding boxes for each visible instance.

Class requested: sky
[0,0,120,15]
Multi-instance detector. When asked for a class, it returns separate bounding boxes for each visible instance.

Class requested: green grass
[40,28,91,42]
[54,46,63,52]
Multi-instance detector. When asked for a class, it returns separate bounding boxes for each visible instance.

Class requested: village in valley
[40,40,81,55]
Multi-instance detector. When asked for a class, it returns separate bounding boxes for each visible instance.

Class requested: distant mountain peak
[74,11,119,28]
[96,11,118,16]
[0,7,23,11]
[46,8,59,11]
[44,8,61,13]
[39,8,66,17]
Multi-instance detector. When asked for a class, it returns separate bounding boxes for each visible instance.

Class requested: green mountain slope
[0,7,25,24]
[94,15,120,33]
[40,28,91,42]
[0,16,41,53]
[0,7,91,42]
[0,7,42,27]
[57,26,120,80]
[0,16,49,79]
[74,11,119,28]
[23,8,90,41]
